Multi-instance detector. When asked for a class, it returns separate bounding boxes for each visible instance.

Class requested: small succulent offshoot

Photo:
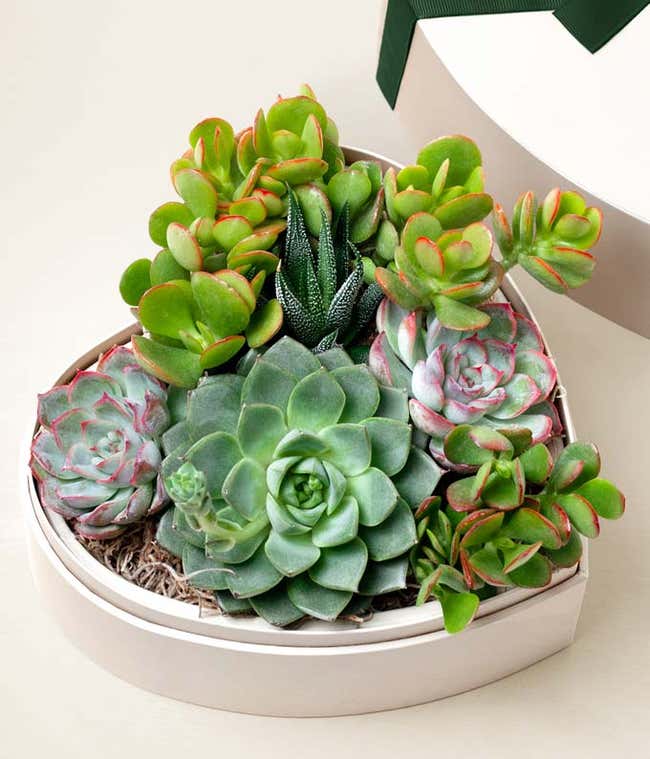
[413,424,625,633]
[275,190,384,352]
[156,337,442,625]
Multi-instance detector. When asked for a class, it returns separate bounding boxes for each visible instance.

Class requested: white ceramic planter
[23,148,588,716]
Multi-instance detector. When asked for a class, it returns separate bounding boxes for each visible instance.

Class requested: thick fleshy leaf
[120,259,152,306]
[576,478,625,519]
[187,374,243,438]
[264,531,321,576]
[222,457,267,520]
[520,443,553,484]
[360,418,411,476]
[359,499,417,561]
[191,272,251,338]
[319,424,371,476]
[467,544,510,587]
[556,493,600,538]
[514,350,557,400]
[460,512,504,548]
[132,336,202,389]
[434,193,493,229]
[166,223,203,271]
[185,432,242,498]
[287,575,352,621]
[347,467,398,527]
[543,528,583,568]
[241,359,297,411]
[138,283,197,341]
[439,588,480,634]
[149,202,195,247]
[273,430,329,459]
[174,168,218,218]
[182,544,230,590]
[245,299,283,348]
[391,446,442,508]
[237,404,287,465]
[155,507,188,558]
[417,136,482,186]
[331,365,380,423]
[226,543,282,598]
[501,540,543,574]
[432,295,491,331]
[508,553,552,588]
[263,336,322,379]
[376,385,409,422]
[312,495,359,547]
[502,507,562,549]
[200,336,246,371]
[286,369,346,432]
[548,442,600,491]
[358,556,409,595]
[249,585,305,626]
[309,538,368,592]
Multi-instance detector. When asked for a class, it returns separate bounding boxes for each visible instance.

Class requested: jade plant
[493,188,601,293]
[412,424,625,633]
[275,191,383,351]
[30,347,177,538]
[375,160,602,331]
[131,269,283,389]
[369,300,559,467]
[156,337,442,624]
[377,135,493,259]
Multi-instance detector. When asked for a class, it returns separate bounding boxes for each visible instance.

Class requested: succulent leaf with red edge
[374,213,503,329]
[29,346,180,539]
[369,299,559,468]
[133,270,283,388]
[493,188,602,294]
[411,427,624,634]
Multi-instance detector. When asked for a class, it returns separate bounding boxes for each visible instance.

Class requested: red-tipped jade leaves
[133,271,282,388]
[412,425,624,633]
[493,188,602,293]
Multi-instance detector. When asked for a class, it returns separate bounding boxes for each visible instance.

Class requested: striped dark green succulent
[275,190,384,352]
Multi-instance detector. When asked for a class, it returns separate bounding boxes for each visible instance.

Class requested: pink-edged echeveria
[30,346,180,538]
[369,299,559,468]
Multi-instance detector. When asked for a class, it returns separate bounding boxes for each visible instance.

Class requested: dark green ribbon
[378,0,649,107]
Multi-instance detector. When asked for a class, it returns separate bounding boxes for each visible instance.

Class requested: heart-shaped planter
[23,147,588,716]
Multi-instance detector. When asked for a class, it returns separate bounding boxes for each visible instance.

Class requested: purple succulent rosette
[30,346,173,538]
[369,300,560,469]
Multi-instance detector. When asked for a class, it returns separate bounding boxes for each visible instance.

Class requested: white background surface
[2,1,649,756]
[423,9,650,223]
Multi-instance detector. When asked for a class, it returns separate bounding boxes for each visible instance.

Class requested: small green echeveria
[157,337,442,625]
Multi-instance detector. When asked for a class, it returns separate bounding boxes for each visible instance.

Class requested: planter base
[26,502,586,716]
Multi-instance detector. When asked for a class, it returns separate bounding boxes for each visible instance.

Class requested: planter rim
[23,145,587,650]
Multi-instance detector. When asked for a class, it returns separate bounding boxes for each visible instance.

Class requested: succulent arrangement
[31,85,625,635]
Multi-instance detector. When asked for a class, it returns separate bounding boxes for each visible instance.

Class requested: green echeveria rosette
[157,336,442,625]
[30,346,177,539]
[369,299,560,469]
